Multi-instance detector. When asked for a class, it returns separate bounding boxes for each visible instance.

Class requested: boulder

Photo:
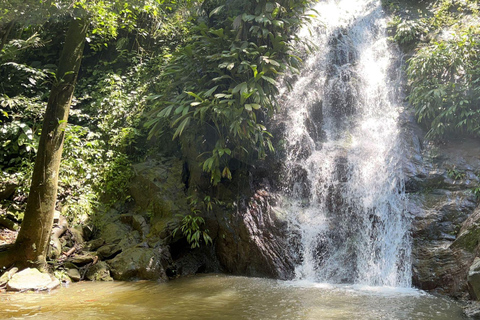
[85,261,113,281]
[84,238,105,251]
[107,247,171,281]
[118,230,141,249]
[6,268,60,292]
[66,268,81,282]
[100,223,130,245]
[70,226,85,245]
[68,253,96,266]
[120,214,150,238]
[97,244,122,260]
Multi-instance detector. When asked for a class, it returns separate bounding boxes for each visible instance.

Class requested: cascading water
[279,0,411,287]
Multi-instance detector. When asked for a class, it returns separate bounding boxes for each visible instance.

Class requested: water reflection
[0,275,465,320]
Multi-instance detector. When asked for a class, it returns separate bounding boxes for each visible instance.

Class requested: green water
[0,275,466,320]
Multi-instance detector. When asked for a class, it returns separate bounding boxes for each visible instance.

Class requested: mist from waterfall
[279,0,411,287]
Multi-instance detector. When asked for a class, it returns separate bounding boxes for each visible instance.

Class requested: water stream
[279,0,410,286]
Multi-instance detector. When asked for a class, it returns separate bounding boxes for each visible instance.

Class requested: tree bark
[0,20,15,53]
[7,16,88,271]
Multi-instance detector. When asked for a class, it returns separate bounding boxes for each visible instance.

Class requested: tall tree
[0,0,170,272]
[0,15,88,270]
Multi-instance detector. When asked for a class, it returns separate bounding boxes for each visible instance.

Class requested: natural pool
[0,274,466,319]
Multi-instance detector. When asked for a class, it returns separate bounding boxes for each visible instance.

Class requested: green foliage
[471,186,480,198]
[148,0,317,185]
[388,16,426,47]
[173,214,212,249]
[388,0,480,140]
[407,27,480,139]
[100,154,134,204]
[0,2,169,222]
[446,166,466,180]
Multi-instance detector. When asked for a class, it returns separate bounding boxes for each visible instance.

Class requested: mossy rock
[100,223,130,245]
[107,247,170,281]
[129,157,189,220]
[452,208,480,252]
[85,262,113,281]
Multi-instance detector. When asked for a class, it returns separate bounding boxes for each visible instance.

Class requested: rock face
[6,268,60,292]
[403,114,480,298]
[468,258,480,300]
[215,189,295,279]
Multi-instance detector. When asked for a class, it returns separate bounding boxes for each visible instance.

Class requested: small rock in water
[66,268,82,282]
[6,268,60,292]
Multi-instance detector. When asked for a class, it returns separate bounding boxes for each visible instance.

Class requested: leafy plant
[446,167,466,180]
[389,16,426,47]
[407,27,480,139]
[472,186,480,198]
[173,214,212,249]
[147,0,318,185]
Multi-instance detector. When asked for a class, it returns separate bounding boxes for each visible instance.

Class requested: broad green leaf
[204,85,219,97]
[209,5,225,17]
[173,117,191,139]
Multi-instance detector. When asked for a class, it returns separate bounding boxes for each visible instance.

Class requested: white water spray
[279,0,411,287]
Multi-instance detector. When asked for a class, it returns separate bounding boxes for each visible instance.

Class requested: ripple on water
[0,275,466,320]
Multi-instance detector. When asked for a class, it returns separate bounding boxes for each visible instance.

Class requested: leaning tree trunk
[0,17,88,271]
[0,20,15,53]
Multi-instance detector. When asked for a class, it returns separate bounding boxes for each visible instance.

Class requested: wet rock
[108,247,171,281]
[412,240,473,296]
[410,190,476,241]
[215,190,295,280]
[465,301,480,319]
[66,268,81,282]
[82,225,94,241]
[404,132,480,298]
[6,268,60,292]
[85,261,113,281]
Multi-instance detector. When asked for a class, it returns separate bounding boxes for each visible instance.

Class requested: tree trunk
[5,16,88,271]
[0,20,15,53]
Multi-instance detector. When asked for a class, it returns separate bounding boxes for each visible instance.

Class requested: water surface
[0,275,466,319]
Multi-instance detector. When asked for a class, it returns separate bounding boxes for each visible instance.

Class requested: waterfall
[279,0,411,287]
